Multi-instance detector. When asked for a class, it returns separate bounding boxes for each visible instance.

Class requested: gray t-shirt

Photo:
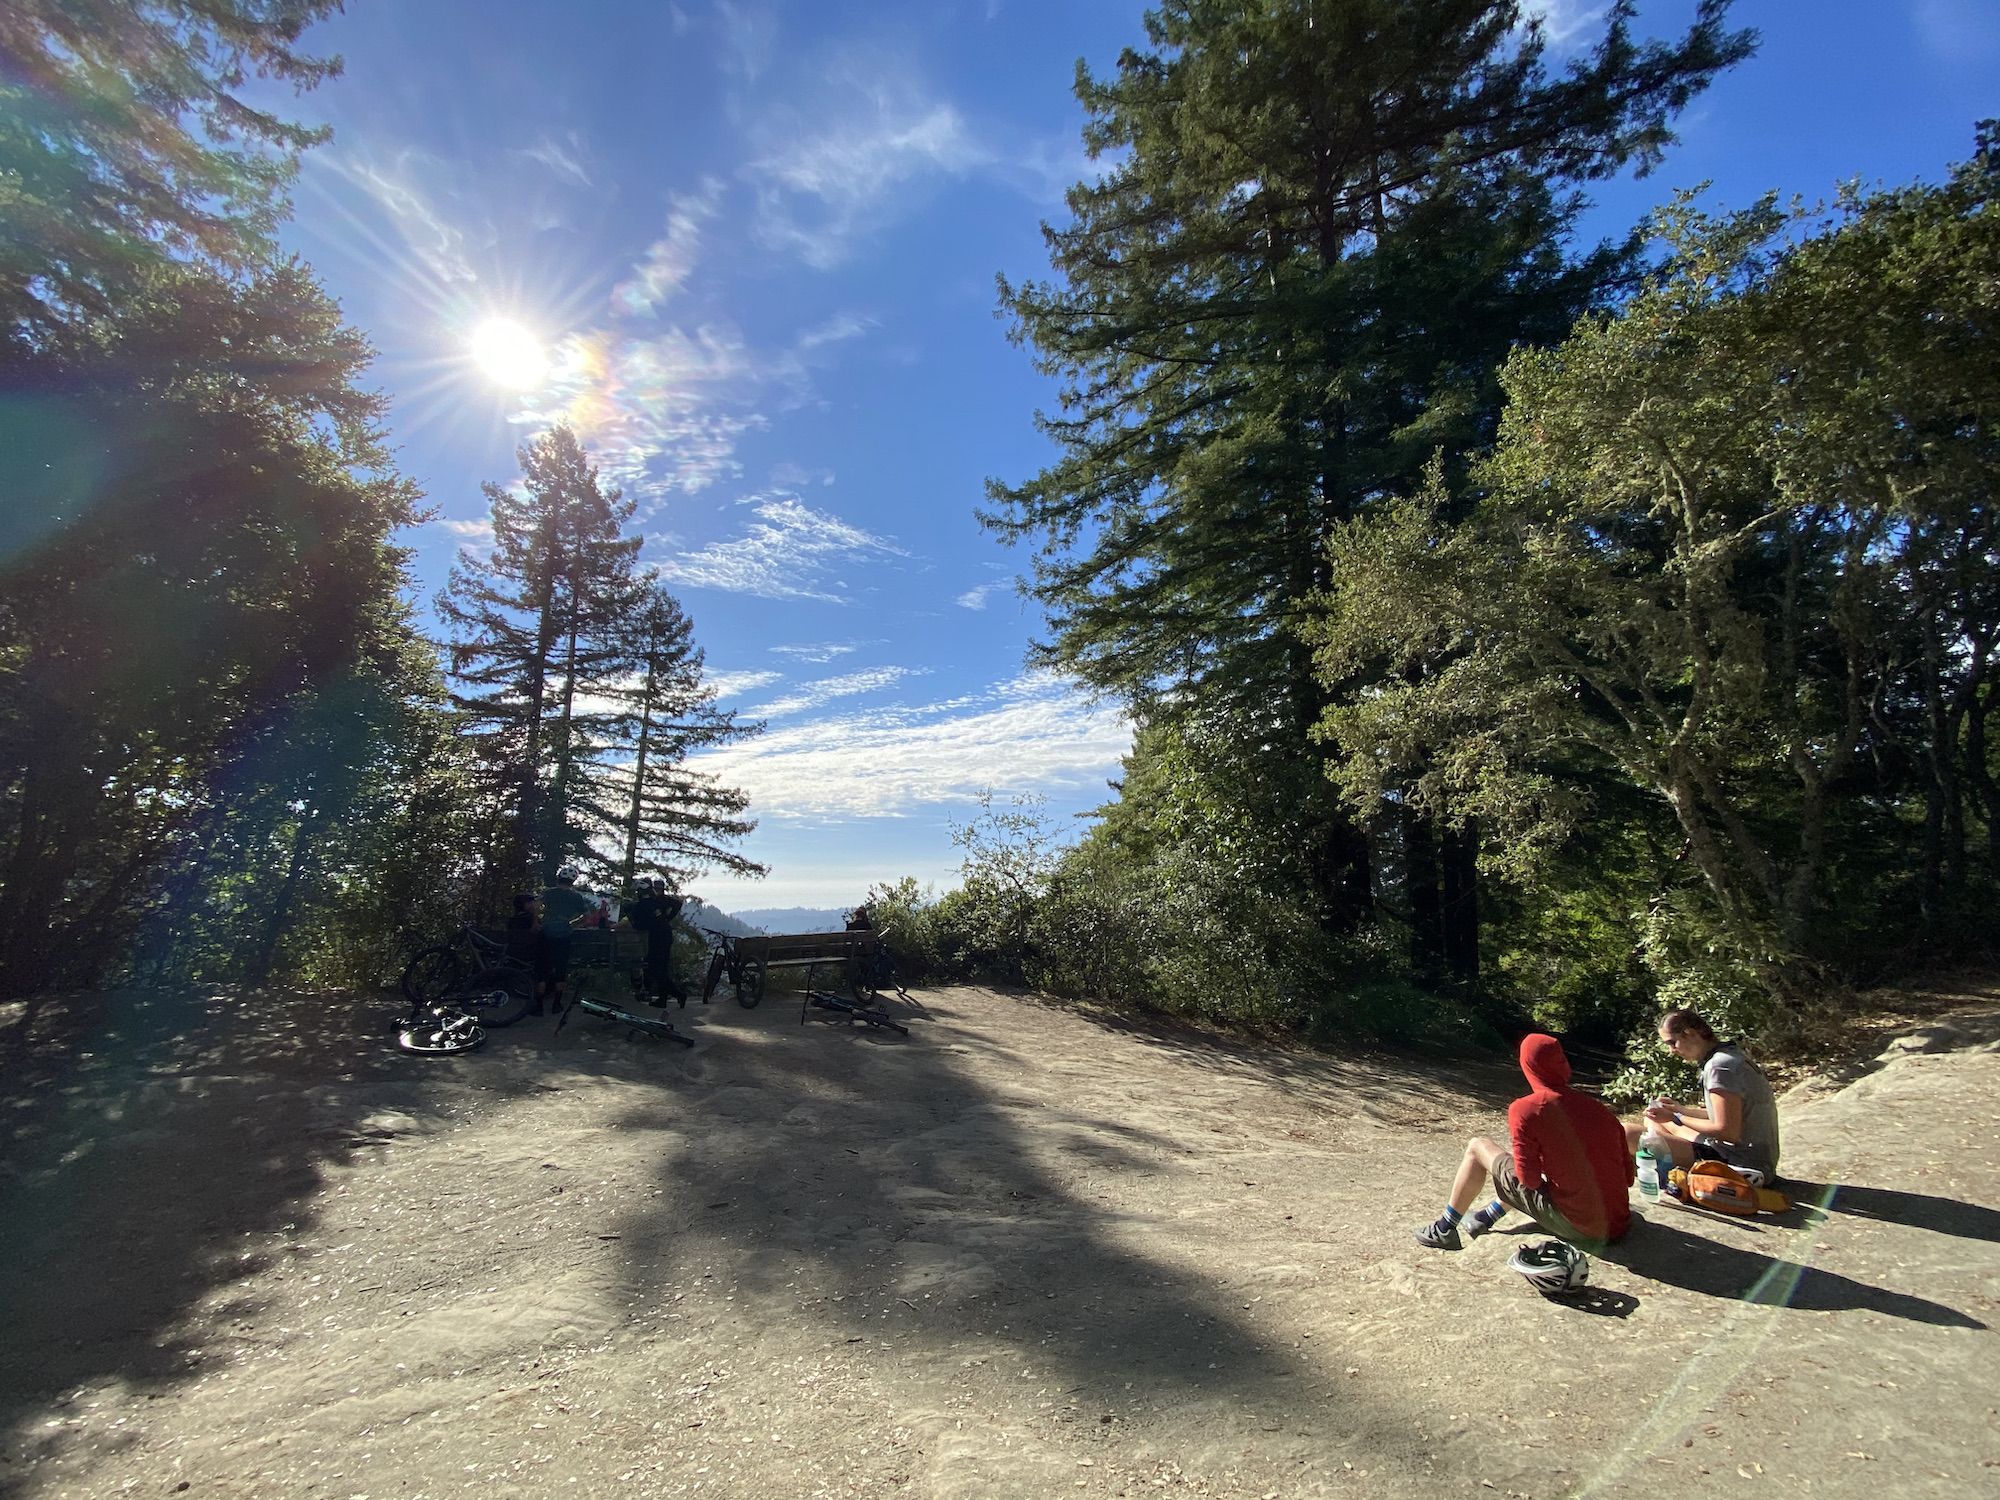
[1700,1042,1781,1178]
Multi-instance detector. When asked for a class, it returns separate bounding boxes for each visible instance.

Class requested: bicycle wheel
[736,964,765,1009]
[700,950,729,1003]
[396,1011,486,1055]
[452,964,534,1028]
[401,944,466,1008]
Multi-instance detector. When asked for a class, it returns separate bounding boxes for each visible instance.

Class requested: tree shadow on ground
[1774,1178,2000,1245]
[0,985,462,1454]
[1598,1213,1987,1328]
[604,995,1441,1476]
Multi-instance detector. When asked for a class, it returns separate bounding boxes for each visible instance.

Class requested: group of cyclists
[506,865,685,1017]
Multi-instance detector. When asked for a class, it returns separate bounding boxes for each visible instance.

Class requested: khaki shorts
[1491,1151,1588,1244]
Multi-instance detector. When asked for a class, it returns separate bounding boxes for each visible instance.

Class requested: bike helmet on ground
[1508,1238,1589,1295]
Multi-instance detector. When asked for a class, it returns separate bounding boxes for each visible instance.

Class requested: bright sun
[469,317,549,389]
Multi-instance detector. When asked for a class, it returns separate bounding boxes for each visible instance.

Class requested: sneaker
[1414,1214,1463,1251]
[1465,1209,1503,1240]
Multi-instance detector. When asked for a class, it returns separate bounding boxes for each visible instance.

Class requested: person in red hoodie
[1414,1033,1635,1252]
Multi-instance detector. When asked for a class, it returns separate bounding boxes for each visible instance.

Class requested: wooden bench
[699,929,877,1004]
[700,928,908,1033]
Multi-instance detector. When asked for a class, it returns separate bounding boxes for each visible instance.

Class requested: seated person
[1628,1007,1782,1181]
[845,903,875,932]
[1415,1032,1634,1252]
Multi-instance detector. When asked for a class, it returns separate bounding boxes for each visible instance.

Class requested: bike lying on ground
[396,925,537,1055]
[554,930,695,1047]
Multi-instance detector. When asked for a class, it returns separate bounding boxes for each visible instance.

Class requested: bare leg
[1449,1136,1507,1214]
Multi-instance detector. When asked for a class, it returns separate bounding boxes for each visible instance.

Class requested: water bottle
[1636,1133,1667,1200]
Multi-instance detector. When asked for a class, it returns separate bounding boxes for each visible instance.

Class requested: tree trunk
[1440,820,1479,987]
[248,815,318,986]
[620,656,659,886]
[1404,802,1442,977]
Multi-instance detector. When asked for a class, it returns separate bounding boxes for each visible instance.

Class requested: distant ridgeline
[727,907,850,935]
[680,901,761,939]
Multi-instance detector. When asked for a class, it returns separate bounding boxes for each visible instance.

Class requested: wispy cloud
[954,580,1012,611]
[521,322,763,501]
[613,178,726,318]
[650,494,906,603]
[1519,2,1607,47]
[518,132,594,188]
[716,0,779,82]
[704,668,784,699]
[746,665,926,721]
[319,151,479,285]
[744,72,988,268]
[769,461,835,488]
[795,312,874,350]
[686,674,1130,819]
[770,642,859,664]
[1913,0,2000,63]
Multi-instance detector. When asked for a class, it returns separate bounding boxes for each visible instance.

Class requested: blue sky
[269,0,1997,913]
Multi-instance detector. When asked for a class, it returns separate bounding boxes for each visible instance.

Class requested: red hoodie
[1507,1034,1633,1244]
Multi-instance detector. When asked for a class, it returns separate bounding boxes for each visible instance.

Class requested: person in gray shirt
[1629,1007,1782,1181]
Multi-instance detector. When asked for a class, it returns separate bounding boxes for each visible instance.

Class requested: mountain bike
[397,924,537,1052]
[554,930,695,1047]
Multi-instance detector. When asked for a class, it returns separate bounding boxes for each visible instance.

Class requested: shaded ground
[2,977,1995,1498]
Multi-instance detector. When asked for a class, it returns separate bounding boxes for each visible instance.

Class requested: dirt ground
[2,976,1995,1499]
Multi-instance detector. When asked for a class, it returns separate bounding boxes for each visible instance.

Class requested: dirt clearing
[3,981,1994,1497]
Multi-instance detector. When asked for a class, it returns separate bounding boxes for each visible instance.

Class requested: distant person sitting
[1415,1033,1634,1252]
[625,877,686,1005]
[845,903,875,932]
[536,865,595,1011]
[1628,1008,1782,1182]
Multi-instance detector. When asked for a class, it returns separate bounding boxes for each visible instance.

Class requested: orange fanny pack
[1668,1160,1792,1216]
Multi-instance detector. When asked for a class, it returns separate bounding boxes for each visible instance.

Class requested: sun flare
[468,317,549,389]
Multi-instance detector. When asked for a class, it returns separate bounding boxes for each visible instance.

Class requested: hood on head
[1519,1032,1571,1092]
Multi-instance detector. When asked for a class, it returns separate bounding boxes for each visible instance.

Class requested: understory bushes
[868,851,1496,1048]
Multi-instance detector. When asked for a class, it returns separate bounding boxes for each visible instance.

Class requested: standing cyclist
[626,877,687,1006]
[536,865,595,1012]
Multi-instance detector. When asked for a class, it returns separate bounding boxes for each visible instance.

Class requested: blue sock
[1476,1200,1506,1224]
[1439,1205,1463,1225]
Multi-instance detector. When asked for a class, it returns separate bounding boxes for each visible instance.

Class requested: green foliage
[0,0,345,339]
[986,0,1750,942]
[0,255,425,995]
[1309,135,2000,1059]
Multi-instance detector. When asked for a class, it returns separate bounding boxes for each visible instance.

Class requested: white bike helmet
[555,864,580,884]
[1508,1239,1590,1295]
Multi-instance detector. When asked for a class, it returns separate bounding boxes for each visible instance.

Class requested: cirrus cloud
[650,494,907,603]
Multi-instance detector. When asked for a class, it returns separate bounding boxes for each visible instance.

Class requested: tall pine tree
[441,430,761,895]
[440,425,642,886]
[592,583,764,889]
[986,0,1751,975]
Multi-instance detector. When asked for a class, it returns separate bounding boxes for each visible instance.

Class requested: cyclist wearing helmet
[536,865,595,1009]
[625,876,686,1005]
[1414,1032,1634,1253]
